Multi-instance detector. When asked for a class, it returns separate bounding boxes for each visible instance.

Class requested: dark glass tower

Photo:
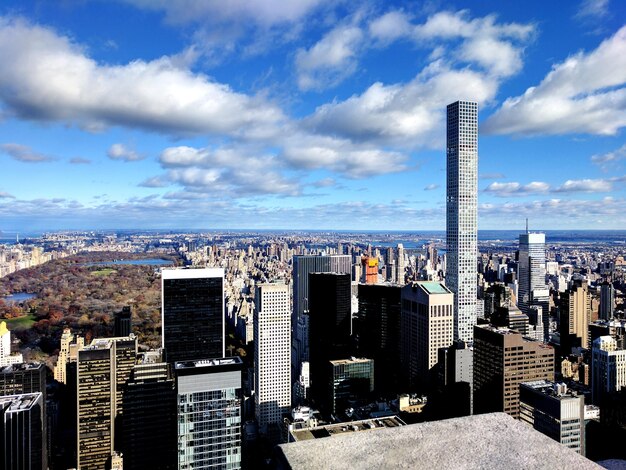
[308,272,352,412]
[161,268,225,364]
[356,284,401,394]
[114,306,132,337]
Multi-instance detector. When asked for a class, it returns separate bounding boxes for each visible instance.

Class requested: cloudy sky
[0,0,625,231]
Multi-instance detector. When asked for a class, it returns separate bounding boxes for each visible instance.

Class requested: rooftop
[175,356,242,370]
[417,281,451,295]
[290,416,405,442]
[0,393,42,413]
[274,413,599,470]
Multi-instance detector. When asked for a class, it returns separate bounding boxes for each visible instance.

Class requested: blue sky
[0,0,625,231]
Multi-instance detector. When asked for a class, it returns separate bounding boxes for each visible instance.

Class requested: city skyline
[0,1,625,231]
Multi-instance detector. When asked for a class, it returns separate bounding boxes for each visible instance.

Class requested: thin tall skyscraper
[446,100,478,342]
[161,268,225,364]
[518,229,549,340]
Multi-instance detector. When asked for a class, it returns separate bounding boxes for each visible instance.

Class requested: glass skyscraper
[446,100,478,342]
[161,268,225,364]
[176,357,243,470]
[518,232,550,340]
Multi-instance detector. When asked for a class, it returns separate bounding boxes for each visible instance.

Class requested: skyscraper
[473,325,555,418]
[115,306,132,337]
[254,283,291,437]
[0,393,46,470]
[446,100,478,343]
[0,321,23,367]
[600,281,615,320]
[518,231,549,333]
[292,255,351,373]
[591,335,626,404]
[559,281,591,351]
[401,281,454,389]
[161,268,225,364]
[175,357,243,470]
[308,272,352,411]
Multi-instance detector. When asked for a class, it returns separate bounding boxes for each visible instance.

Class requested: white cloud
[107,143,144,162]
[69,157,92,164]
[295,25,363,91]
[554,178,614,193]
[306,62,498,147]
[369,11,412,44]
[484,181,550,196]
[484,25,626,136]
[0,191,14,199]
[575,0,610,21]
[122,0,329,28]
[591,143,626,169]
[1,143,55,163]
[0,17,285,138]
[424,184,440,191]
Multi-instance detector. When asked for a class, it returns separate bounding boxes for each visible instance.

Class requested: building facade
[162,267,225,364]
[591,335,626,404]
[329,358,374,416]
[401,281,454,389]
[176,357,243,470]
[473,325,555,418]
[254,283,291,435]
[0,393,46,470]
[519,381,585,455]
[446,100,478,343]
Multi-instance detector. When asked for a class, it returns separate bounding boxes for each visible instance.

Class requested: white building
[446,100,478,342]
[254,283,291,435]
[0,321,23,367]
[518,232,549,340]
[592,335,626,404]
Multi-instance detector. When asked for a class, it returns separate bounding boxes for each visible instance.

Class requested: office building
[115,306,132,337]
[292,255,351,371]
[329,358,374,415]
[560,281,591,351]
[0,321,23,367]
[437,340,473,417]
[53,328,84,384]
[396,244,405,285]
[520,381,585,455]
[600,281,615,320]
[162,268,225,363]
[518,232,550,323]
[401,281,454,389]
[254,283,291,436]
[176,357,243,470]
[491,305,530,336]
[473,325,554,418]
[356,284,402,393]
[446,100,478,343]
[308,273,352,411]
[122,352,176,470]
[591,335,626,404]
[76,336,137,469]
[361,256,379,284]
[0,393,46,470]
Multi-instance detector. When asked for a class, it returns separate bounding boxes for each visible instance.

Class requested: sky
[0,0,625,232]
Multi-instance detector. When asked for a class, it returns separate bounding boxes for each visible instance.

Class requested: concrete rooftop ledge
[274,413,600,470]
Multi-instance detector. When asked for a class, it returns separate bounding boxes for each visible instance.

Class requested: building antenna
[525,218,529,234]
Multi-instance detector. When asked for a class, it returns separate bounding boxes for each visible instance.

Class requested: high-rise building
[473,325,555,418]
[446,100,478,343]
[437,340,473,417]
[53,328,84,384]
[356,284,402,393]
[591,335,626,404]
[361,256,379,284]
[519,381,585,455]
[308,272,352,411]
[0,393,46,470]
[600,281,615,321]
[161,268,225,364]
[175,357,243,470]
[560,281,591,351]
[401,281,454,389]
[122,352,176,470]
[518,232,550,322]
[0,321,23,367]
[115,306,132,337]
[396,244,405,285]
[76,336,137,469]
[254,283,291,436]
[328,358,374,415]
[292,255,351,372]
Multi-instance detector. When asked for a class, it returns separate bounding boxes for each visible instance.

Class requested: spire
[526,218,529,234]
